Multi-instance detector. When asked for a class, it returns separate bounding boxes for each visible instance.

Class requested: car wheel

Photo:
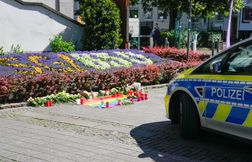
[179,93,200,138]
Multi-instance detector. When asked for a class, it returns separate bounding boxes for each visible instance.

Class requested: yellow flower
[32,66,43,74]
[53,61,65,66]
[58,54,82,72]
[7,63,28,68]
[0,57,17,65]
[28,56,49,69]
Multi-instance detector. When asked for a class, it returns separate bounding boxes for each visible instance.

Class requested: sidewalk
[0,87,251,162]
[0,88,169,162]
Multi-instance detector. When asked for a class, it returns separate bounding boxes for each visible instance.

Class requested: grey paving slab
[0,119,143,152]
[1,87,250,162]
[0,150,17,157]
[7,154,37,162]
[15,111,102,127]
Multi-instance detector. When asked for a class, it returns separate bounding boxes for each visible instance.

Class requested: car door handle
[244,87,252,93]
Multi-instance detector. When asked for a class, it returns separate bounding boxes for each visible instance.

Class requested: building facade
[130,4,170,35]
[0,0,83,52]
[22,0,76,19]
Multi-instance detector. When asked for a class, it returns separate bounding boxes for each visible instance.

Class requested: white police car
[164,38,252,139]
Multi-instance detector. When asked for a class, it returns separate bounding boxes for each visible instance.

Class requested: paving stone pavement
[0,87,252,162]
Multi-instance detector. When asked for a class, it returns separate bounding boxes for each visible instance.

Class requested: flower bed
[142,46,210,62]
[0,49,204,104]
[0,50,162,75]
[0,60,196,104]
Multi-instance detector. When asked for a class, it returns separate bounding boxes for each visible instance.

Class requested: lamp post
[186,0,192,60]
[175,11,182,49]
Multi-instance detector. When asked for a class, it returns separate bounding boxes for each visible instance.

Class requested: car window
[192,52,227,74]
[223,45,252,75]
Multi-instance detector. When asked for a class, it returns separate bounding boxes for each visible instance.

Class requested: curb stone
[0,84,168,111]
[0,102,27,110]
[143,83,169,89]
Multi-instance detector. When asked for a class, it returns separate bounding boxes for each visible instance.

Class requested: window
[242,6,252,22]
[223,46,252,75]
[144,9,153,20]
[193,40,252,75]
[192,52,227,74]
[130,9,139,18]
[216,14,224,22]
[158,10,167,20]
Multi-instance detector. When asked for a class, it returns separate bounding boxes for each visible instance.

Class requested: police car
[164,38,252,140]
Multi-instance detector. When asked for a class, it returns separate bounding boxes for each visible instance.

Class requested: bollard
[211,41,215,56]
[165,37,169,47]
[193,39,197,52]
[217,39,220,53]
[150,37,154,48]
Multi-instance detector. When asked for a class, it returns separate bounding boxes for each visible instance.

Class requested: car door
[204,44,252,140]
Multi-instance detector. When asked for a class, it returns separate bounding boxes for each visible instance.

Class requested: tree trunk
[226,0,234,48]
[169,10,177,30]
[114,0,129,48]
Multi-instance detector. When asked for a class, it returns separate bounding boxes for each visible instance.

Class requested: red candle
[141,94,145,100]
[49,100,53,107]
[44,101,49,107]
[80,98,85,105]
[45,100,52,107]
[118,99,121,105]
[106,102,110,108]
[145,93,148,100]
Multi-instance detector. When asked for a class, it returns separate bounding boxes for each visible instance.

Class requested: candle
[76,99,81,105]
[145,93,148,100]
[106,102,110,108]
[118,99,121,105]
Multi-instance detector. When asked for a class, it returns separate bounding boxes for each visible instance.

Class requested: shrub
[208,32,222,43]
[0,59,203,104]
[0,46,4,55]
[50,35,75,52]
[10,44,23,54]
[160,30,199,48]
[197,31,222,47]
[142,46,209,62]
[80,0,122,50]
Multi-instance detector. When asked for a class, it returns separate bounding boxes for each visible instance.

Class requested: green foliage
[208,32,222,42]
[50,35,75,52]
[196,31,223,47]
[10,44,23,54]
[131,0,244,19]
[79,0,122,50]
[0,46,4,55]
[27,91,81,107]
[161,30,199,48]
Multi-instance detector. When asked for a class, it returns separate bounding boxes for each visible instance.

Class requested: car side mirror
[210,60,222,73]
